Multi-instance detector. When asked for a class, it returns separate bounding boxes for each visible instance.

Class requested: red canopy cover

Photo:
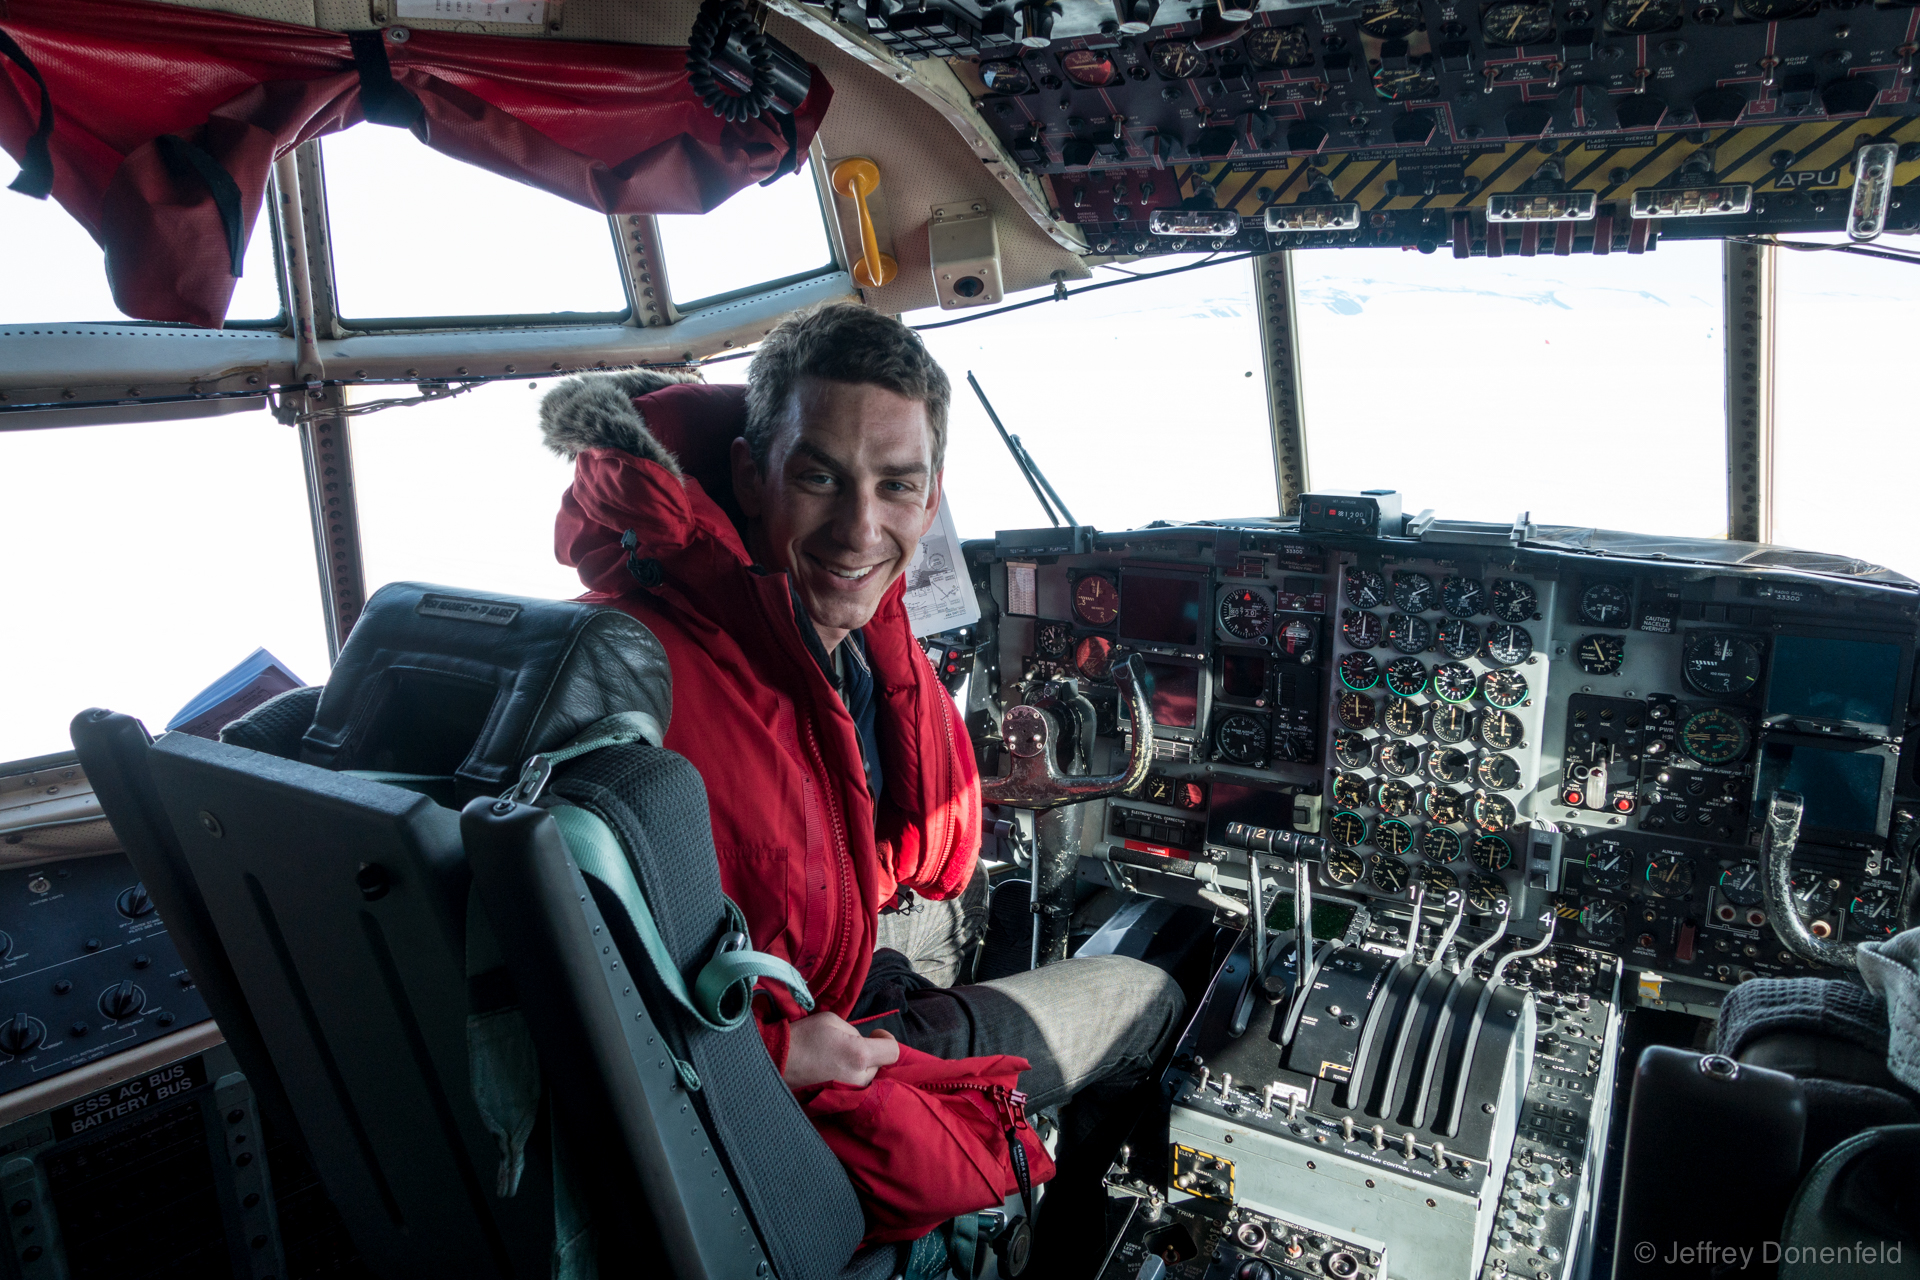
[0,0,831,326]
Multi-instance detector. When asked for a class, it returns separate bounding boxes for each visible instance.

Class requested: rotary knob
[98,981,146,1021]
[0,931,11,959]
[116,884,154,919]
[0,1013,45,1056]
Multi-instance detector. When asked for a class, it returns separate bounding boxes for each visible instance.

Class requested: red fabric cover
[0,0,830,326]
[799,1046,1055,1245]
[554,381,982,1075]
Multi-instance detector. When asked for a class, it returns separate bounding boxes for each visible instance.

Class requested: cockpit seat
[74,582,898,1280]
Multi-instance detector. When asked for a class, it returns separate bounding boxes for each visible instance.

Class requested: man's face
[732,376,942,648]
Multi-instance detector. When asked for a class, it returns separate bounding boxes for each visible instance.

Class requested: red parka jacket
[540,370,982,1073]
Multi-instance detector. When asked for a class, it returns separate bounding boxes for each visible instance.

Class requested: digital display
[1766,635,1902,730]
[1753,740,1887,838]
[1124,661,1200,729]
[1221,652,1268,700]
[1119,573,1203,647]
[1206,782,1294,846]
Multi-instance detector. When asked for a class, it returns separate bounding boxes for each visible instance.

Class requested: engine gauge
[1576,634,1626,675]
[1369,852,1412,892]
[1849,887,1900,939]
[1062,49,1122,87]
[1333,772,1371,811]
[1218,588,1273,641]
[1441,576,1487,618]
[1736,0,1816,18]
[980,59,1034,94]
[1073,634,1115,680]
[1470,833,1514,871]
[1475,752,1522,791]
[1482,0,1554,44]
[1718,862,1763,908]
[1339,651,1382,692]
[1430,704,1473,744]
[1387,614,1433,656]
[1247,25,1314,69]
[1478,709,1524,750]
[1482,623,1534,668]
[1337,690,1377,730]
[1682,633,1763,697]
[1580,899,1626,943]
[1383,696,1424,738]
[1341,609,1383,649]
[1378,780,1417,818]
[1359,0,1424,37]
[1073,573,1120,627]
[1645,853,1695,899]
[1143,775,1178,806]
[1424,786,1467,825]
[1150,40,1204,78]
[1436,619,1480,660]
[1578,582,1632,627]
[1215,713,1268,766]
[1432,662,1478,704]
[1480,669,1529,710]
[1604,0,1684,30]
[1418,861,1461,897]
[1325,842,1366,883]
[1391,572,1437,613]
[1334,730,1374,768]
[1379,739,1421,777]
[1345,567,1388,609]
[1277,618,1316,659]
[1489,578,1538,624]
[1035,620,1073,658]
[1373,62,1439,101]
[1584,841,1631,890]
[1372,818,1415,856]
[1792,871,1838,917]
[1470,792,1515,834]
[1427,749,1471,785]
[1423,826,1464,864]
[1467,875,1508,914]
[1383,657,1428,699]
[1681,708,1749,765]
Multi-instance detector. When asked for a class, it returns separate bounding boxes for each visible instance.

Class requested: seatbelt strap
[503,711,661,806]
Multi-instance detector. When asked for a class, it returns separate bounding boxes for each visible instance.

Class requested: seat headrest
[301,583,671,802]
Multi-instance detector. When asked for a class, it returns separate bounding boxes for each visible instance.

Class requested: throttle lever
[982,651,1154,809]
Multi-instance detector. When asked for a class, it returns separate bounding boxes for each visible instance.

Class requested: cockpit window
[1293,241,1728,538]
[657,163,836,309]
[321,128,630,325]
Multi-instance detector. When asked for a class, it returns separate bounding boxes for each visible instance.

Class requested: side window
[656,165,835,308]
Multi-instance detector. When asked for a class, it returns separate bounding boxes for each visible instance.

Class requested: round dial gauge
[1483,1,1554,44]
[1369,853,1412,893]
[1333,772,1371,811]
[1430,704,1473,744]
[1475,752,1522,791]
[1436,619,1481,660]
[1470,792,1516,834]
[1645,853,1696,899]
[980,59,1033,94]
[1359,0,1424,37]
[1489,578,1538,623]
[1379,739,1421,777]
[1584,840,1631,889]
[1470,834,1514,872]
[1325,844,1367,884]
[1151,40,1203,78]
[1580,899,1626,943]
[1718,862,1763,908]
[1334,730,1374,768]
[1215,713,1267,765]
[1074,635,1115,680]
[1035,620,1073,657]
[1339,652,1382,692]
[1423,826,1465,863]
[1792,871,1838,917]
[1427,749,1472,785]
[1441,576,1487,618]
[1736,0,1815,18]
[1277,618,1316,659]
[1481,669,1529,710]
[1073,573,1120,627]
[1391,571,1437,613]
[1143,775,1178,806]
[1377,780,1417,818]
[1219,589,1273,641]
[1384,657,1429,699]
[1478,709,1524,750]
[1341,609,1383,649]
[1682,632,1763,697]
[1062,48,1121,86]
[1345,568,1388,609]
[1605,0,1684,30]
[1337,690,1377,730]
[1383,696,1424,738]
[1482,623,1534,667]
[1247,25,1314,68]
[1433,662,1478,704]
[1468,875,1509,914]
[1578,582,1632,627]
[1387,614,1432,655]
[1575,633,1625,675]
[1681,708,1750,765]
[1418,861,1461,897]
[1849,888,1901,939]
[1373,63,1438,101]
[1327,812,1368,851]
[1424,786,1467,825]
[1372,818,1415,856]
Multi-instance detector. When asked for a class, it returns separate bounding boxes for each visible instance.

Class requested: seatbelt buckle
[506,754,554,806]
[711,930,749,962]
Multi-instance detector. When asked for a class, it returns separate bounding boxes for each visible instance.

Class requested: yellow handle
[831,157,898,288]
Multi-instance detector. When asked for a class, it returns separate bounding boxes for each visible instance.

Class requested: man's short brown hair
[743,302,951,472]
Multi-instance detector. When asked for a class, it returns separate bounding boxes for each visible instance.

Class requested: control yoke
[1761,789,1858,971]
[982,652,1154,809]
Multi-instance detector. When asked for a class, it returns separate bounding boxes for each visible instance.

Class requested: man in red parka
[540,303,1182,1258]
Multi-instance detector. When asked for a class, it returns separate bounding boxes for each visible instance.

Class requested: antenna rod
[967,371,1074,528]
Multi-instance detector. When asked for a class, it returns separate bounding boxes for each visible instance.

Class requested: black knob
[99,981,145,1021]
[0,931,10,960]
[1235,1261,1273,1280]
[116,884,154,919]
[0,1013,45,1056]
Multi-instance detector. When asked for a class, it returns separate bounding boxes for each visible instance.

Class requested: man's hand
[781,1011,900,1089]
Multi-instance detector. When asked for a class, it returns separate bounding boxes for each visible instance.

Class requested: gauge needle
[1632,0,1652,22]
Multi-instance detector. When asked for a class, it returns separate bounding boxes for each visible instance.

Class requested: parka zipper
[919,1080,1038,1222]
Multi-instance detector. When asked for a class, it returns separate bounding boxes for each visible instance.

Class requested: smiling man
[540,303,1180,1266]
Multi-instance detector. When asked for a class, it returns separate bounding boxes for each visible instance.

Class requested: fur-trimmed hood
[538,367,706,477]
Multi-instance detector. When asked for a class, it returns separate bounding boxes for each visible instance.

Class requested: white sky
[3,140,1917,763]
